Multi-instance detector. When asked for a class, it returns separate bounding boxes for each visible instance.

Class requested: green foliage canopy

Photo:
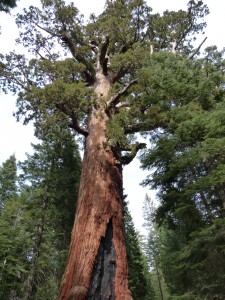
[0,0,210,148]
[0,0,18,12]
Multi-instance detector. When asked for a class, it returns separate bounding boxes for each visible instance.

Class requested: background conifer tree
[123,198,155,299]
[0,126,81,299]
[141,46,225,299]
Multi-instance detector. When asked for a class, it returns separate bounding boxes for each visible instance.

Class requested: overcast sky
[0,0,224,233]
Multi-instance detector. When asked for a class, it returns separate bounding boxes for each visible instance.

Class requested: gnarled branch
[55,104,89,137]
[120,142,146,165]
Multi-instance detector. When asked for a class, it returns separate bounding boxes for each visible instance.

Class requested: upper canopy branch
[33,22,58,38]
[30,20,95,85]
[60,32,95,85]
[106,79,138,113]
[55,104,89,137]
[174,3,196,52]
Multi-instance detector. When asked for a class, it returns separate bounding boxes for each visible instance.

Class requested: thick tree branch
[116,101,130,109]
[106,79,138,112]
[55,104,89,137]
[68,113,89,137]
[59,31,95,85]
[32,21,95,84]
[111,67,127,83]
[120,142,146,165]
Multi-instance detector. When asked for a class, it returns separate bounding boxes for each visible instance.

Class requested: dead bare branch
[188,37,208,60]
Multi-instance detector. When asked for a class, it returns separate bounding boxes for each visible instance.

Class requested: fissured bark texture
[58,106,132,300]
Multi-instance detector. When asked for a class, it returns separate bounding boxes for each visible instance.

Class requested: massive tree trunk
[58,73,132,300]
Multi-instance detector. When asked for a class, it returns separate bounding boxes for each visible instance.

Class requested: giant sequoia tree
[0,0,210,299]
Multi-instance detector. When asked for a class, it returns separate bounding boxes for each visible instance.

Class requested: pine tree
[142,194,169,300]
[0,126,81,299]
[123,199,155,299]
[0,156,31,299]
[0,0,210,298]
[19,125,81,300]
[0,155,17,208]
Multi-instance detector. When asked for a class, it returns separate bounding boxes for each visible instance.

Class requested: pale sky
[0,0,224,233]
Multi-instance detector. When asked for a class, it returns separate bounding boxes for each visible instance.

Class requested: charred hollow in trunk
[87,218,116,299]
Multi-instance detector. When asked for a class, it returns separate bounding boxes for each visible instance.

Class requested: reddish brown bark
[58,74,132,300]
